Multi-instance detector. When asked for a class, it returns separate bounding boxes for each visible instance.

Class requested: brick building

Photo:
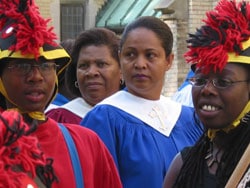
[36,0,244,97]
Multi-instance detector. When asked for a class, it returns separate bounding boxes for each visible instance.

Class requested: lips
[25,90,45,102]
[85,82,102,89]
[134,73,147,77]
[133,74,149,80]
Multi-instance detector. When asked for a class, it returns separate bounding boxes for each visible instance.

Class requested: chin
[24,107,45,113]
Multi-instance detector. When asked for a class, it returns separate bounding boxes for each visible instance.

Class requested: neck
[206,139,224,174]
[212,131,231,148]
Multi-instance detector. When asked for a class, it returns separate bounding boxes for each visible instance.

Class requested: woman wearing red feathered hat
[0,0,122,187]
[163,0,250,187]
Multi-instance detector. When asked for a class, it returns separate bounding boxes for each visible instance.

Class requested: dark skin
[77,45,122,106]
[192,64,250,130]
[119,28,173,100]
[163,63,250,188]
[0,58,57,187]
[1,59,57,123]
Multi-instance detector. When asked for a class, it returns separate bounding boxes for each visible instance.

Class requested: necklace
[205,142,221,167]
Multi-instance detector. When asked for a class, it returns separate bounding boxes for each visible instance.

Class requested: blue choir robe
[81,90,203,188]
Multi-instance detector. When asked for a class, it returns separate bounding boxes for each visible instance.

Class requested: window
[61,3,85,40]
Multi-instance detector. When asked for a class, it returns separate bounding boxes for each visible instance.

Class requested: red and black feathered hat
[185,0,250,139]
[0,0,70,73]
[185,0,250,74]
[0,0,71,120]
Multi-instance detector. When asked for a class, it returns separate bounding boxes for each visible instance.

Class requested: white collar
[98,91,182,137]
[60,97,93,118]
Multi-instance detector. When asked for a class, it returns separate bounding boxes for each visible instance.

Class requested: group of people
[0,0,121,187]
[0,0,249,187]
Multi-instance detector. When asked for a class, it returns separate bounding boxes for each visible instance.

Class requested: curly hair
[65,28,120,97]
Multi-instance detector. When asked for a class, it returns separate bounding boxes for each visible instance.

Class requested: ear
[165,53,174,71]
[118,50,123,79]
[119,69,123,80]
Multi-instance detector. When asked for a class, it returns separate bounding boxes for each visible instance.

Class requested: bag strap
[225,143,250,188]
[58,123,84,188]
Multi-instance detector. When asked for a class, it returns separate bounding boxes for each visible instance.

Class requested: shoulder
[85,103,126,119]
[46,108,81,124]
[163,152,183,188]
[180,105,194,113]
[45,103,58,112]
[163,147,193,188]
[84,103,141,126]
[46,108,72,116]
[180,146,193,160]
[173,107,203,143]
[60,123,110,149]
[177,106,196,123]
[62,123,100,138]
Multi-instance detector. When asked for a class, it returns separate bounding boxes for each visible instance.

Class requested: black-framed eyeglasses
[188,77,249,89]
[7,62,59,76]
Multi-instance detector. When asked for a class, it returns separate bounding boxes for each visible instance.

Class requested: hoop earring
[120,79,125,85]
[75,81,79,88]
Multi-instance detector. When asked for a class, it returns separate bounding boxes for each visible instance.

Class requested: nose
[201,80,217,95]
[26,66,44,81]
[85,64,99,77]
[134,56,147,69]
[204,80,214,87]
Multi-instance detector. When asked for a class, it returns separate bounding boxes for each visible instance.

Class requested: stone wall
[36,0,53,18]
[162,0,219,97]
[162,19,178,97]
[36,0,107,38]
[161,18,189,98]
[166,0,250,97]
[35,0,60,40]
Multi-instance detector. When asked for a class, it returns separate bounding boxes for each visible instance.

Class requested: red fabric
[0,0,57,59]
[0,110,46,187]
[32,118,122,188]
[46,108,81,124]
[184,0,250,73]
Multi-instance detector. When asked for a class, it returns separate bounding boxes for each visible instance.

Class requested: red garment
[46,108,81,124]
[31,118,122,188]
[0,110,48,188]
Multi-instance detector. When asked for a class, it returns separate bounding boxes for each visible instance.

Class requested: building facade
[36,0,237,97]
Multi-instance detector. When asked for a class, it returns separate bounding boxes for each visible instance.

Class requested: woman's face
[1,59,57,112]
[76,45,121,106]
[119,28,173,100]
[192,63,250,129]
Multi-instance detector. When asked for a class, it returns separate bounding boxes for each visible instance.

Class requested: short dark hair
[66,28,120,97]
[120,16,173,57]
[58,39,75,87]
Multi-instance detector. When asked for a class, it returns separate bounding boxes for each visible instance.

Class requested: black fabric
[181,147,217,188]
